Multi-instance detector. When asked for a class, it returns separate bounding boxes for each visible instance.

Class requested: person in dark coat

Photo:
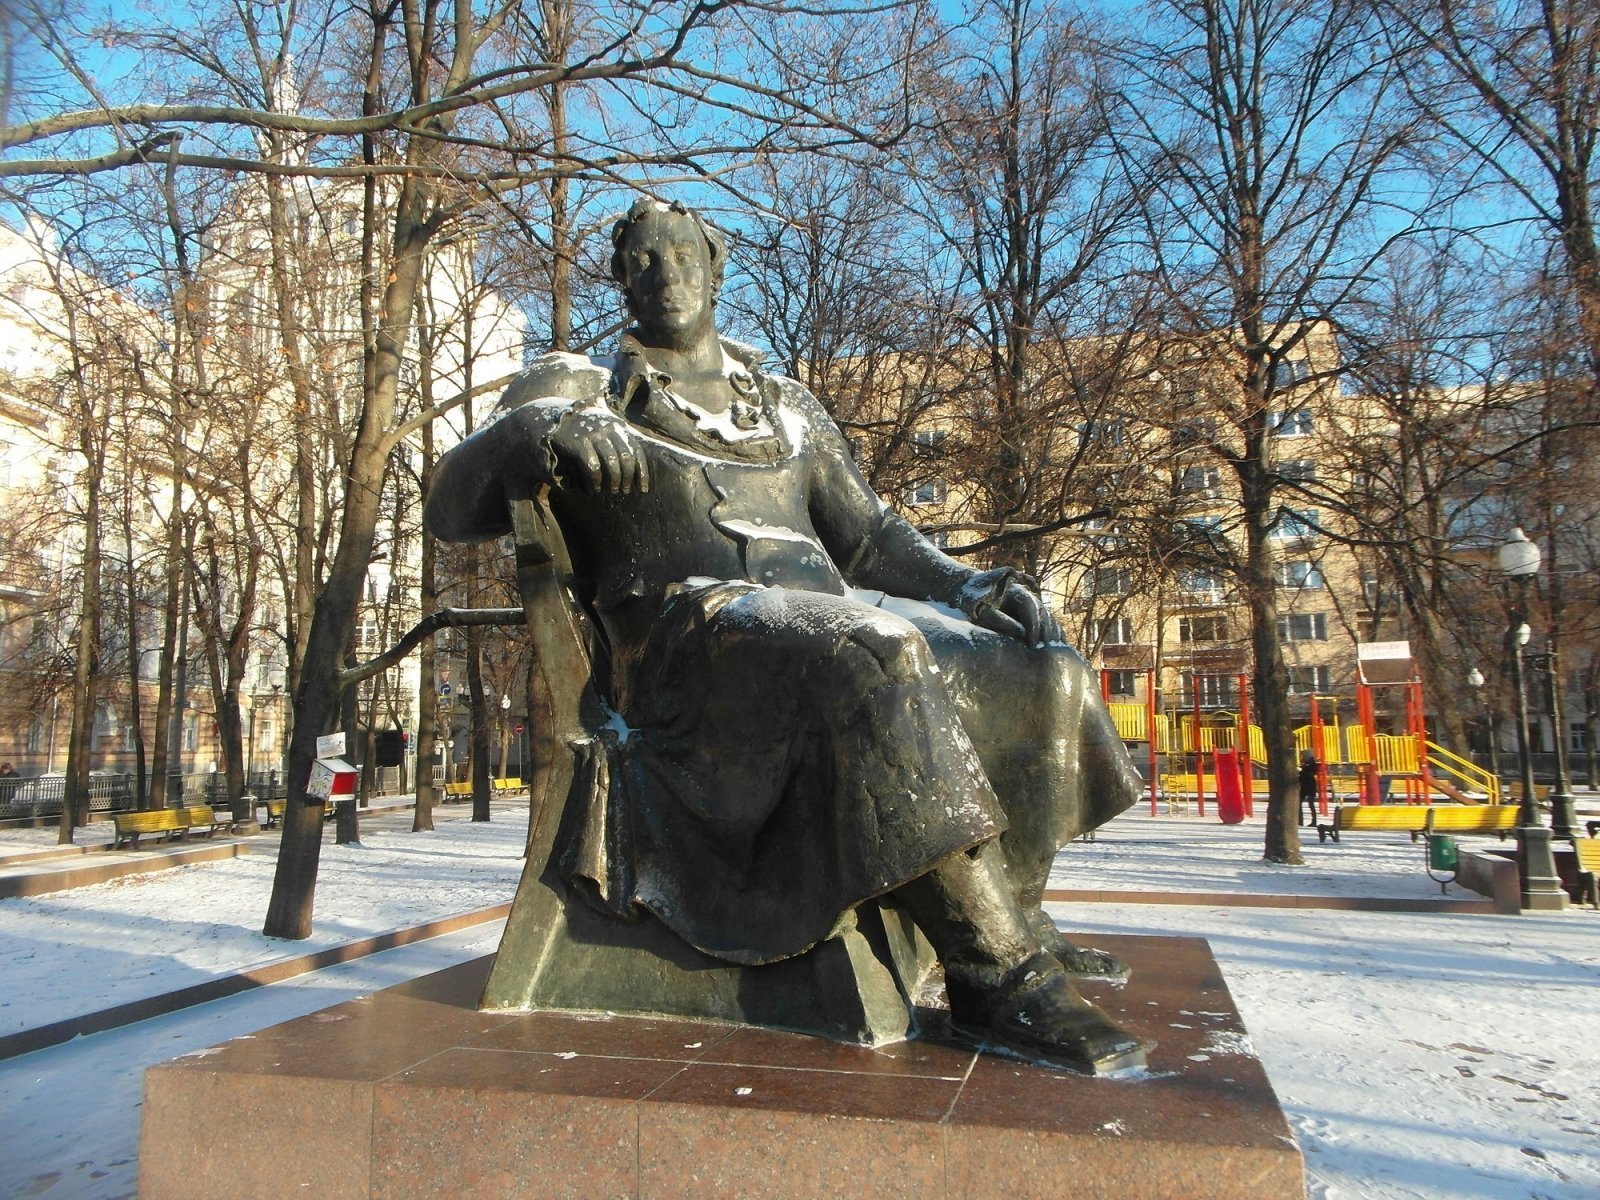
[1300,752,1321,826]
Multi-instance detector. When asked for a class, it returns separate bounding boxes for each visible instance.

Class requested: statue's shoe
[947,952,1150,1075]
[1028,909,1131,980]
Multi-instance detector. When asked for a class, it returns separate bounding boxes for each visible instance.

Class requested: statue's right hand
[545,405,651,494]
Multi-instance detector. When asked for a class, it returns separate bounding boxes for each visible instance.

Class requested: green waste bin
[1428,834,1458,873]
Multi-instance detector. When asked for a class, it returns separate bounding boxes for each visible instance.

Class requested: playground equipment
[1348,643,1501,807]
[1104,668,1263,818]
[1100,640,1500,818]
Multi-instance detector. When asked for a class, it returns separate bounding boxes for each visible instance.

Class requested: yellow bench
[1317,804,1428,843]
[112,804,234,847]
[443,781,473,800]
[1317,804,1517,844]
[1574,837,1600,909]
[492,777,524,794]
[1424,805,1516,840]
[182,804,230,837]
[112,808,190,848]
[262,799,286,828]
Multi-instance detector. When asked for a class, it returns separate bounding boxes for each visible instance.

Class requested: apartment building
[842,323,1400,743]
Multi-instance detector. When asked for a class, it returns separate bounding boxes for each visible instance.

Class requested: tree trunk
[1241,427,1301,865]
[412,496,438,833]
[146,484,183,811]
[59,466,102,843]
[263,175,436,939]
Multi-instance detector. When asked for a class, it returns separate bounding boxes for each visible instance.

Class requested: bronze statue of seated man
[424,198,1148,1074]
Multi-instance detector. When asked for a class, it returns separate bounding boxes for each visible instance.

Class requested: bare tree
[1381,0,1600,393]
[903,0,1151,576]
[1106,0,1420,862]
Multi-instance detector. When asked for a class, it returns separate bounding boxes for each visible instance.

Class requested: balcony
[1173,588,1229,608]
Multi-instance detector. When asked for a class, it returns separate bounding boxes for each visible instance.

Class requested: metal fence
[0,773,136,821]
[0,769,296,822]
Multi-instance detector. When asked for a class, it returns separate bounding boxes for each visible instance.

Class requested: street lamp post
[233,695,261,835]
[499,693,511,781]
[1466,667,1500,785]
[1528,642,1579,840]
[1498,528,1568,911]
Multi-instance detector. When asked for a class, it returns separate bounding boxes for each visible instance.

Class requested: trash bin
[1428,834,1458,873]
[1213,748,1246,824]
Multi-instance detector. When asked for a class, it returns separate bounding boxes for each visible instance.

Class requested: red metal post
[1356,678,1379,804]
[1315,697,1333,815]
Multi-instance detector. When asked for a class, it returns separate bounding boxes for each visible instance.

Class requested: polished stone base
[139,934,1305,1199]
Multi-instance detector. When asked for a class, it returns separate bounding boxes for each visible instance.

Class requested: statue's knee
[844,614,934,679]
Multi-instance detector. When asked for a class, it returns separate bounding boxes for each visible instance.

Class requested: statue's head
[610,199,726,344]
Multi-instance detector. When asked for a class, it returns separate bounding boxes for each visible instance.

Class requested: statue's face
[618,211,714,347]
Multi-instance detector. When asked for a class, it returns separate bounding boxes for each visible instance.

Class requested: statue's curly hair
[609,198,727,311]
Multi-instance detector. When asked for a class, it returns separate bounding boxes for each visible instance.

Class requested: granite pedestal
[139,934,1304,1199]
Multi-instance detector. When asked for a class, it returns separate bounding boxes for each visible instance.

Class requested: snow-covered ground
[0,803,529,1035]
[0,803,1596,1199]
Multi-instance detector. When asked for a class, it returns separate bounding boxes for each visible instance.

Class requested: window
[926,530,950,549]
[1571,724,1588,752]
[1079,418,1125,449]
[908,478,946,507]
[1178,569,1225,602]
[1277,613,1328,641]
[1105,669,1137,696]
[1278,459,1317,483]
[1091,566,1131,597]
[1270,359,1311,389]
[355,616,380,650]
[92,703,116,747]
[1276,559,1325,589]
[1178,615,1229,643]
[1269,408,1313,437]
[1179,515,1224,546]
[1360,573,1381,610]
[1182,672,1238,708]
[1287,666,1332,694]
[27,718,44,754]
[1098,617,1136,645]
[184,714,199,753]
[1179,464,1221,495]
[1272,509,1320,542]
[913,429,947,457]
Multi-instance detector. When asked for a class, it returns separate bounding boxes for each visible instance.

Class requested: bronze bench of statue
[423,198,1149,1074]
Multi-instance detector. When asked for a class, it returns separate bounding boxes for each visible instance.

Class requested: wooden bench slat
[1574,837,1600,910]
[1316,804,1517,844]
[112,808,190,849]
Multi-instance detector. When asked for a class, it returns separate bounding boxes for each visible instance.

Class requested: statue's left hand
[960,568,1062,646]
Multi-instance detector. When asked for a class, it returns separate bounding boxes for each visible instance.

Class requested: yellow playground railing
[1109,702,1149,743]
[1293,724,1343,765]
[1425,741,1501,805]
